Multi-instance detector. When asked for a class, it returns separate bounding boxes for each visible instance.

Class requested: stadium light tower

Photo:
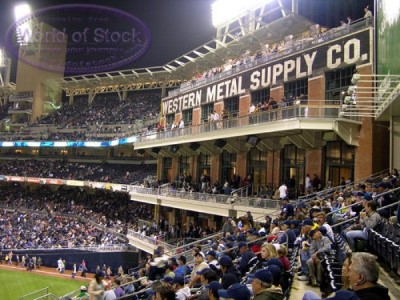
[14,3,33,46]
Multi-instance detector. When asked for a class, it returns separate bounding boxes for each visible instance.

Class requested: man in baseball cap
[218,283,251,300]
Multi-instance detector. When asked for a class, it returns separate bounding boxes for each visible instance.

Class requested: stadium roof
[47,5,315,96]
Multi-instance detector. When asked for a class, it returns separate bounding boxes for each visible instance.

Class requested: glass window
[251,88,270,105]
[325,66,356,104]
[224,96,239,117]
[162,157,172,182]
[166,114,174,126]
[284,78,308,99]
[201,103,214,121]
[182,108,192,126]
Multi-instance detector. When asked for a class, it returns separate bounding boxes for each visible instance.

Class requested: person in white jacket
[172,276,191,300]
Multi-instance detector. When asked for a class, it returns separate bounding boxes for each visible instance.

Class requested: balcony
[134,101,361,150]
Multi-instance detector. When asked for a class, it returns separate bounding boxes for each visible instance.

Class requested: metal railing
[129,185,281,210]
[297,168,389,204]
[135,102,343,143]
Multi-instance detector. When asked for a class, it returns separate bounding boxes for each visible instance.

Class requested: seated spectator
[155,282,176,300]
[171,276,190,300]
[237,242,256,276]
[250,269,284,300]
[206,281,222,300]
[219,256,240,289]
[302,228,332,286]
[345,200,381,251]
[189,252,209,287]
[218,283,251,300]
[348,252,390,300]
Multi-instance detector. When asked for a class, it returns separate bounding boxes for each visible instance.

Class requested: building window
[224,96,239,117]
[166,114,175,127]
[198,153,211,189]
[162,157,172,182]
[324,141,355,186]
[201,103,214,121]
[221,150,237,184]
[251,88,270,105]
[325,66,356,103]
[281,144,305,198]
[284,78,308,99]
[182,108,192,126]
[178,156,190,176]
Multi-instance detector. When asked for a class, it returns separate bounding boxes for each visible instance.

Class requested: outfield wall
[6,249,138,274]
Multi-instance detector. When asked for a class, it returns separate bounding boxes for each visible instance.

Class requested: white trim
[308,75,324,81]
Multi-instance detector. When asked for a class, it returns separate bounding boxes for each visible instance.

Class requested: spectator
[218,283,251,300]
[305,228,332,286]
[251,269,284,300]
[344,201,381,251]
[76,285,89,299]
[171,276,190,300]
[348,252,390,300]
[206,281,222,300]
[88,271,105,300]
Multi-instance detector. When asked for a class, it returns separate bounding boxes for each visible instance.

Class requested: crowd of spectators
[36,93,161,128]
[0,184,155,249]
[122,168,398,300]
[0,159,156,184]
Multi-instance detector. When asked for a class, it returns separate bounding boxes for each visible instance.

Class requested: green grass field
[0,269,83,299]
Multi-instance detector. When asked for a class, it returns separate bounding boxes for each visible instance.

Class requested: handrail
[326,186,400,217]
[331,198,400,228]
[136,101,345,143]
[231,185,250,197]
[297,168,390,204]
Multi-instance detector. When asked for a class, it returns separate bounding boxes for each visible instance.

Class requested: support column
[68,95,74,105]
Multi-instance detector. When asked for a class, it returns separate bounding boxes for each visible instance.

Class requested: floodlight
[351,73,361,85]
[211,0,273,27]
[14,3,32,46]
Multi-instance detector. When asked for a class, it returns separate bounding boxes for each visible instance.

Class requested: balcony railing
[129,185,281,210]
[136,101,343,143]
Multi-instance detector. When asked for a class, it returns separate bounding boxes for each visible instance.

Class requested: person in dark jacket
[347,252,390,300]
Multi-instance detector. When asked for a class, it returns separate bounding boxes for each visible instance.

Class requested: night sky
[0,0,374,76]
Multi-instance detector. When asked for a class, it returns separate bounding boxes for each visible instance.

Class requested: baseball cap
[266,258,283,269]
[226,242,234,249]
[218,283,251,300]
[171,276,184,285]
[219,255,233,267]
[302,219,314,226]
[238,241,247,249]
[80,286,87,291]
[205,281,222,295]
[162,276,174,283]
[252,269,273,283]
[206,250,217,257]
